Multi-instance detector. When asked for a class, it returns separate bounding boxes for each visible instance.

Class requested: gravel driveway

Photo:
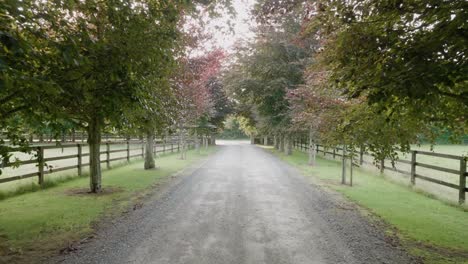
[53,143,415,264]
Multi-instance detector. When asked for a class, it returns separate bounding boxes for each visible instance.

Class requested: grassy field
[317,144,467,203]
[268,148,468,264]
[0,147,216,264]
[411,144,467,156]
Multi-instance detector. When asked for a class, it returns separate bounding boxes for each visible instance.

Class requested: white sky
[205,0,257,53]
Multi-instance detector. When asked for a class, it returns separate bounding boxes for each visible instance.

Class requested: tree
[287,84,344,165]
[0,0,65,168]
[224,16,310,154]
[173,49,226,156]
[1,0,188,190]
[318,0,467,139]
[1,0,234,182]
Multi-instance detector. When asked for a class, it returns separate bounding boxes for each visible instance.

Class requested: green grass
[0,147,216,263]
[268,148,468,264]
[411,144,468,156]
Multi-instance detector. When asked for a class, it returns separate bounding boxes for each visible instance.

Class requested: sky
[205,0,257,53]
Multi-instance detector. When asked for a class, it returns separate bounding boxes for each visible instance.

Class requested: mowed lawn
[269,148,468,264]
[0,147,216,264]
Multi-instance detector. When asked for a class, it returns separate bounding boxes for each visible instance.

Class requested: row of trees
[0,0,232,192]
[224,0,467,172]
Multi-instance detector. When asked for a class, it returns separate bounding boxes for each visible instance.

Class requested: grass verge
[0,147,217,264]
[268,148,468,264]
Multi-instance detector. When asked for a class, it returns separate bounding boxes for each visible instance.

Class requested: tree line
[0,0,232,192]
[224,0,467,167]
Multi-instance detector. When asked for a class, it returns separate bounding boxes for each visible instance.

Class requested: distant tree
[174,50,226,156]
[219,115,248,139]
[224,17,310,153]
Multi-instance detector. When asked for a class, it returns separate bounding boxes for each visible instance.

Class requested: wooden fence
[290,138,468,204]
[0,138,193,186]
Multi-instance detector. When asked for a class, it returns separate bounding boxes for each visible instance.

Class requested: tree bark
[210,134,216,145]
[285,135,292,155]
[250,135,255,144]
[308,129,316,166]
[341,144,347,184]
[279,135,285,152]
[274,135,278,149]
[263,136,268,145]
[88,115,102,193]
[144,131,155,170]
[195,130,200,152]
[179,128,186,160]
[71,128,76,142]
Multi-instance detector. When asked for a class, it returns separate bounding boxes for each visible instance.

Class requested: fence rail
[289,138,468,204]
[0,138,194,185]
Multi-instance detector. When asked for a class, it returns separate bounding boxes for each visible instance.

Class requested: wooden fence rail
[287,138,468,204]
[0,138,194,185]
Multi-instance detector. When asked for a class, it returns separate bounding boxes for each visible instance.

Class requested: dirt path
[53,143,415,264]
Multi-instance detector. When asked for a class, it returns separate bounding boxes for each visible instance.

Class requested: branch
[0,92,20,105]
[436,89,468,102]
[0,105,28,120]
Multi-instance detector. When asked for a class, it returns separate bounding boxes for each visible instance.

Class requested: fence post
[126,141,130,162]
[106,142,110,169]
[141,140,144,158]
[77,144,82,176]
[37,146,44,186]
[410,151,416,185]
[459,157,466,204]
[163,137,166,153]
[333,148,336,159]
[171,138,174,153]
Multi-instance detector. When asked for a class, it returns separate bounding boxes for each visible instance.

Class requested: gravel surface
[52,143,415,264]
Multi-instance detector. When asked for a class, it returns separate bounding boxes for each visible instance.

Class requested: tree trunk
[308,129,316,166]
[279,135,285,152]
[195,130,200,152]
[274,135,278,149]
[88,115,102,193]
[211,134,216,145]
[263,136,268,145]
[350,154,353,186]
[341,144,347,184]
[285,135,292,155]
[250,135,255,144]
[71,128,76,142]
[179,129,186,160]
[144,131,155,170]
